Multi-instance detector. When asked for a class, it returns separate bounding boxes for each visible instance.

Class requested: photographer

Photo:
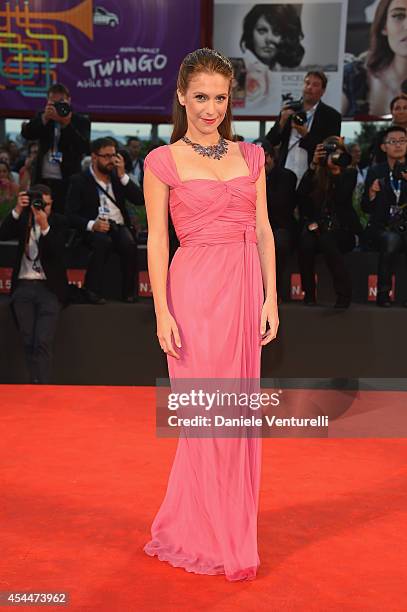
[21,83,90,213]
[265,71,341,184]
[66,137,144,304]
[297,136,362,308]
[0,185,68,383]
[362,126,407,307]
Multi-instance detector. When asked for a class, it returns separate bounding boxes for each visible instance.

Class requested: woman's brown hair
[312,136,350,197]
[171,48,234,143]
[366,0,395,74]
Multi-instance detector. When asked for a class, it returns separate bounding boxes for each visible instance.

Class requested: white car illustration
[93,6,119,27]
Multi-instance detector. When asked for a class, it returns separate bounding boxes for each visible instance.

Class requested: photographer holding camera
[362,126,407,307]
[21,83,90,213]
[0,185,68,383]
[265,71,341,185]
[66,137,144,305]
[297,136,362,308]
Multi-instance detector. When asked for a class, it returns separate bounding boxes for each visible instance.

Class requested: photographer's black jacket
[297,167,362,235]
[65,169,144,232]
[0,209,69,303]
[265,166,298,231]
[266,101,342,168]
[21,112,90,182]
[362,162,407,230]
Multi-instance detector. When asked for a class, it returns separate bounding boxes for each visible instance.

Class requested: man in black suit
[258,140,298,302]
[66,137,144,304]
[0,184,68,383]
[266,71,341,185]
[21,83,90,213]
[362,126,407,307]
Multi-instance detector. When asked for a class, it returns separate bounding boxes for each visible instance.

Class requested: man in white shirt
[66,137,144,304]
[266,71,342,185]
[0,184,68,383]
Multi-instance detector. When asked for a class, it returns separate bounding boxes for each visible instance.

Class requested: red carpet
[1,385,406,611]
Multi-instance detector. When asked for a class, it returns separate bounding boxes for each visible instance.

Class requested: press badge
[49,151,63,164]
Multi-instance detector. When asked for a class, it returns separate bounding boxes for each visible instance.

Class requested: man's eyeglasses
[384,138,407,146]
[95,153,117,160]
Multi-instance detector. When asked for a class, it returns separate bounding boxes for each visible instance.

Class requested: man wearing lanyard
[21,83,90,213]
[265,71,342,185]
[362,126,407,307]
[66,138,144,304]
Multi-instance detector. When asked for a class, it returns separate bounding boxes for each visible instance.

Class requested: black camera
[282,94,307,126]
[54,100,72,117]
[388,206,407,233]
[323,143,352,168]
[323,143,337,155]
[27,190,45,210]
[392,161,407,181]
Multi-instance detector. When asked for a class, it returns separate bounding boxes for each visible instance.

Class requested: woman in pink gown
[143,48,279,581]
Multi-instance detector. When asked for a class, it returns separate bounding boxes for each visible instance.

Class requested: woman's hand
[260,297,279,346]
[369,179,381,201]
[15,191,30,215]
[312,143,326,167]
[31,206,49,232]
[157,311,182,359]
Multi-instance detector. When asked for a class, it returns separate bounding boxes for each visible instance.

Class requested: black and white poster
[214,0,348,117]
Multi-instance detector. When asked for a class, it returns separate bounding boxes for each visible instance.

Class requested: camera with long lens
[392,161,407,182]
[53,100,72,117]
[27,190,45,210]
[323,143,352,168]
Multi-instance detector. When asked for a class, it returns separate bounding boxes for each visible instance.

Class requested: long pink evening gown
[143,142,265,581]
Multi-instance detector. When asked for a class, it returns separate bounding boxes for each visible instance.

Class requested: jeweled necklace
[182,135,228,160]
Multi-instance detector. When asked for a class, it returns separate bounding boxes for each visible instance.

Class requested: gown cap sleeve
[241,142,265,181]
[144,146,178,187]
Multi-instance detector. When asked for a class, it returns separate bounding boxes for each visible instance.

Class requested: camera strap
[286,111,314,155]
[91,175,118,207]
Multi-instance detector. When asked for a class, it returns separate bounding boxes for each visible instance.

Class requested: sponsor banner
[0,0,201,118]
[0,267,150,296]
[290,273,318,300]
[0,268,12,294]
[367,274,396,302]
[139,270,152,297]
[67,268,86,288]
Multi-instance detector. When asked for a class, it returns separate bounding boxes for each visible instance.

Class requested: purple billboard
[0,0,203,119]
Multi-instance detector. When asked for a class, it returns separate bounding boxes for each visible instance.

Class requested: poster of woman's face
[214,1,345,116]
[343,0,407,117]
[239,4,305,69]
